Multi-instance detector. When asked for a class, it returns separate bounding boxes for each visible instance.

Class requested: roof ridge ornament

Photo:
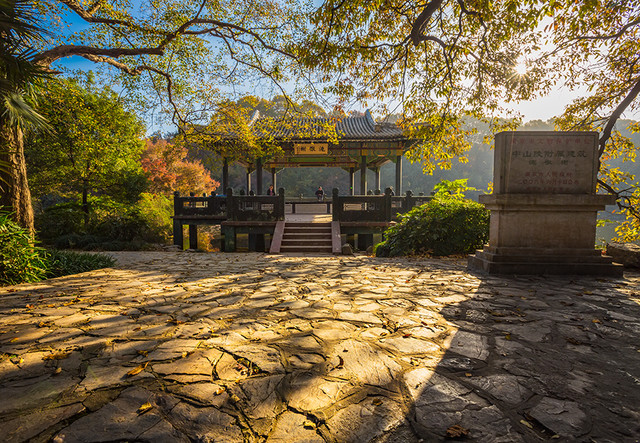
[364,109,383,132]
[249,109,261,126]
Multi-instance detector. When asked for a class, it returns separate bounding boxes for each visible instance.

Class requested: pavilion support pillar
[222,158,229,193]
[256,158,263,195]
[271,167,277,189]
[349,168,355,195]
[395,155,402,195]
[246,168,252,194]
[360,156,367,195]
[189,224,198,250]
[374,167,381,193]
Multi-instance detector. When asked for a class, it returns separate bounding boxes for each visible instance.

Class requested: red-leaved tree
[142,139,219,195]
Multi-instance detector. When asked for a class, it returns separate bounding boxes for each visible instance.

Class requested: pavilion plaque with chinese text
[494,131,598,194]
[294,143,329,155]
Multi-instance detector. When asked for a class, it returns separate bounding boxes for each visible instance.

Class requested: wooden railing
[173,192,227,218]
[173,188,285,222]
[332,188,432,222]
[228,188,285,221]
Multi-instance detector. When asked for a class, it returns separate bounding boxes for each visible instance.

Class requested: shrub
[376,191,489,257]
[44,250,116,279]
[36,193,173,249]
[0,213,48,285]
[134,193,173,243]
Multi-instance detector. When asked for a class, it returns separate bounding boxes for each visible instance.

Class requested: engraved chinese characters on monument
[495,132,598,194]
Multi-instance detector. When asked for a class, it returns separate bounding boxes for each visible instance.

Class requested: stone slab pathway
[0,251,639,442]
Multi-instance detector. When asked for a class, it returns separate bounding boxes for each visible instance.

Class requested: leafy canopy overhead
[299,0,639,165]
[32,0,312,129]
[298,0,640,240]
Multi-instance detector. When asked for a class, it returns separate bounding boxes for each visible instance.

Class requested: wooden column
[246,168,252,194]
[271,167,277,189]
[189,224,198,250]
[256,158,263,195]
[395,155,402,195]
[360,156,367,195]
[374,167,381,193]
[349,168,355,195]
[222,158,229,193]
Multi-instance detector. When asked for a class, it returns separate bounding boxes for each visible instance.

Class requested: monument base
[467,193,623,276]
[468,247,623,276]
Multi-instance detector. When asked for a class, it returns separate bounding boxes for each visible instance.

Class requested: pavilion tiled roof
[249,109,407,142]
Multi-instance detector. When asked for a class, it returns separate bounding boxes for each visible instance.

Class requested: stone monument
[468,131,623,276]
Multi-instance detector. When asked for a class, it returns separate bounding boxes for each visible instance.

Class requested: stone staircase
[279,222,333,253]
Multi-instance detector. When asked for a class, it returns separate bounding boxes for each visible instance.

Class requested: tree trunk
[82,180,89,228]
[0,121,35,234]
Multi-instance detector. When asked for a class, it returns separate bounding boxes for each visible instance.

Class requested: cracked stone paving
[0,251,639,442]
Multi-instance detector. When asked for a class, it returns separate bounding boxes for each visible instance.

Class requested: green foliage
[0,0,50,130]
[25,77,146,205]
[36,194,172,249]
[136,193,173,243]
[0,212,46,285]
[376,193,489,257]
[44,250,115,279]
[0,211,116,286]
[432,179,478,200]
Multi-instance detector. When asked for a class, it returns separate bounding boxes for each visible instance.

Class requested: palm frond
[2,91,50,130]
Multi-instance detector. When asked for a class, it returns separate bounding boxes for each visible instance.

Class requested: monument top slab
[494,131,599,194]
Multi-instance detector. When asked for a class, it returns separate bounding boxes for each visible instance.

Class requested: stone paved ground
[0,251,639,442]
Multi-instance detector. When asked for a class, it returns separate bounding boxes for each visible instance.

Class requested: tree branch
[573,18,640,42]
[598,76,640,157]
[78,54,185,127]
[410,0,444,46]
[34,45,163,67]
[57,0,130,26]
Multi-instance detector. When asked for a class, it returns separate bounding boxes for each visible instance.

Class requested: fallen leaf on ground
[126,362,148,377]
[43,351,71,360]
[445,424,469,439]
[520,419,533,429]
[137,402,153,415]
[372,398,383,406]
[302,420,316,429]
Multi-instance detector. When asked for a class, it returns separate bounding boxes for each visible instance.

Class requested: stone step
[280,245,333,253]
[285,227,332,233]
[285,222,332,227]
[281,239,332,247]
[278,222,334,253]
[283,233,331,239]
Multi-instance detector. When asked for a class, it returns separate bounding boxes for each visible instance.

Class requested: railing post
[172,191,183,248]
[384,187,392,221]
[404,190,413,212]
[226,187,235,221]
[332,188,340,221]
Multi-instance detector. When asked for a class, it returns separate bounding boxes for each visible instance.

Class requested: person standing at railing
[267,184,276,196]
[315,186,325,201]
